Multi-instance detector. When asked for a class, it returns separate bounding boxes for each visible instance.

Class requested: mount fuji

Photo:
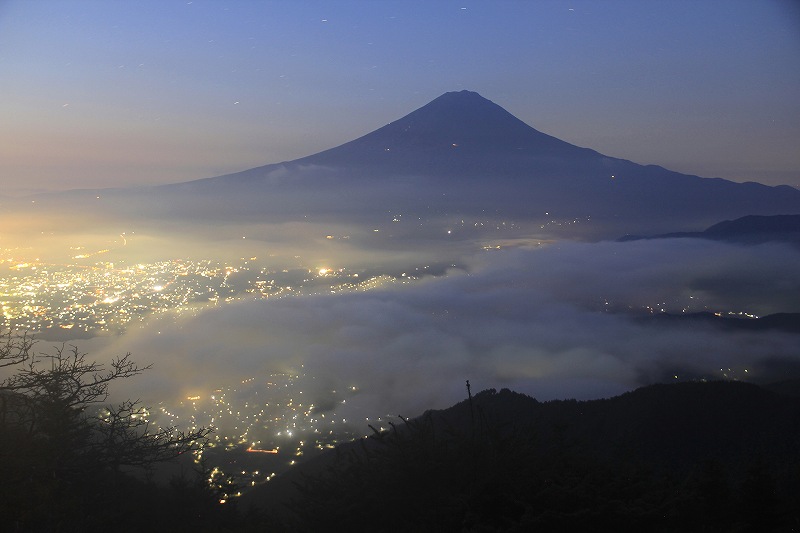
[18,91,800,238]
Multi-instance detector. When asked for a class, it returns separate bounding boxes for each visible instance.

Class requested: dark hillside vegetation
[247,382,800,532]
[0,333,231,533]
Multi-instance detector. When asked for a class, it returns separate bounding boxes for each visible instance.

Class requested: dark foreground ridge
[4,351,799,532]
[243,380,800,532]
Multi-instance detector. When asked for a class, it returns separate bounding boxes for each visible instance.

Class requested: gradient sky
[1,0,798,194]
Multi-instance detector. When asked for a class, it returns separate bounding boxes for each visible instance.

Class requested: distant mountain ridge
[620,214,800,245]
[641,311,800,335]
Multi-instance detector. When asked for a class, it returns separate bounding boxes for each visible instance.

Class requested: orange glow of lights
[246,447,279,454]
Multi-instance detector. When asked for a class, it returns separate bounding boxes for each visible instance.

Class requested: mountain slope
[162,91,800,229]
[14,91,800,237]
[298,90,602,173]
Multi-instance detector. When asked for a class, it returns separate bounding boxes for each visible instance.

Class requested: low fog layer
[94,238,800,422]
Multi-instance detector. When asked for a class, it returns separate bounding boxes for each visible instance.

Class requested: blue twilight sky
[1,0,798,194]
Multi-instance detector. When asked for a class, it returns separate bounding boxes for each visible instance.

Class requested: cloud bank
[94,238,800,422]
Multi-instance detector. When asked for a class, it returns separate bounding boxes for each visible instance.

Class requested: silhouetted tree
[0,330,212,531]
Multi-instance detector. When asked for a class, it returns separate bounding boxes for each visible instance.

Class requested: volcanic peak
[303,90,598,168]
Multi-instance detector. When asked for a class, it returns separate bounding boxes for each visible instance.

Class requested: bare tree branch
[1,329,210,477]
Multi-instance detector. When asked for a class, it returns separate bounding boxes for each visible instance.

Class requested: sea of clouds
[90,237,800,424]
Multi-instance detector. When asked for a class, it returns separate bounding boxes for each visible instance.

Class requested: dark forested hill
[244,381,800,532]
